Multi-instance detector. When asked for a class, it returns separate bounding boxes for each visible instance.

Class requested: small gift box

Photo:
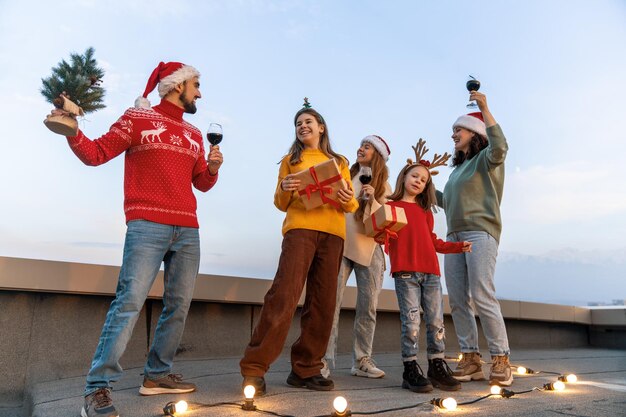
[364,203,408,250]
[294,159,348,210]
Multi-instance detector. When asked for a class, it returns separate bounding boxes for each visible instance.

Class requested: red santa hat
[452,112,486,138]
[361,135,391,161]
[134,61,200,109]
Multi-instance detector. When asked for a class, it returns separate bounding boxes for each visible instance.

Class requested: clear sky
[1,0,625,306]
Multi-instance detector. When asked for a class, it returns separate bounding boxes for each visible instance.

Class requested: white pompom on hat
[134,61,200,109]
[452,112,486,138]
[361,135,391,161]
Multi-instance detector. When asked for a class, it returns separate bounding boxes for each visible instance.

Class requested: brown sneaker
[452,352,485,382]
[489,355,513,386]
[81,388,119,417]
[139,373,196,396]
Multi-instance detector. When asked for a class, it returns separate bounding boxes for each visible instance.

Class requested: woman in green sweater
[436,91,513,387]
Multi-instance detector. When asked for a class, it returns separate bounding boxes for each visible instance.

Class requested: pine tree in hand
[41,47,106,114]
[41,47,106,136]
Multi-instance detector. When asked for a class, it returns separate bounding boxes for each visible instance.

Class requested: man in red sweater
[51,61,223,417]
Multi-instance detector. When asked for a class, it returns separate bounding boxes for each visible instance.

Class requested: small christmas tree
[41,47,106,136]
[41,47,106,112]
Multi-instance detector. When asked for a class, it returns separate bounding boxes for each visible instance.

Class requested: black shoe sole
[402,380,433,393]
[286,374,334,391]
[429,377,462,391]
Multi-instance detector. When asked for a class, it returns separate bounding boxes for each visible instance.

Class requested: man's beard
[180,92,197,114]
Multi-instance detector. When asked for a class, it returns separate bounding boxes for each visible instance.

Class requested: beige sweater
[343,177,391,266]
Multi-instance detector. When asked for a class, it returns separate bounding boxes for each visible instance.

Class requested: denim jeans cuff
[144,371,170,381]
[427,352,445,360]
[84,386,109,397]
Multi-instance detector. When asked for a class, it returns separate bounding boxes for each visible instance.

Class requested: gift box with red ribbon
[294,159,348,210]
[364,203,408,252]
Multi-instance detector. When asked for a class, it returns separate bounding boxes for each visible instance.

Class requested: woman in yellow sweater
[239,100,358,395]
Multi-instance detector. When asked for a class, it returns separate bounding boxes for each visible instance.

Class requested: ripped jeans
[393,272,445,361]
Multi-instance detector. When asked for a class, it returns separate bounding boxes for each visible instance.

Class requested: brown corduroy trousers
[240,229,344,379]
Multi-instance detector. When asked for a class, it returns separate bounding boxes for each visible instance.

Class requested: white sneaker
[351,357,385,378]
[321,358,331,379]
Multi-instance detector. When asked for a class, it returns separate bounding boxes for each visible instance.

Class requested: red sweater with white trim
[66,99,218,228]
[387,201,464,276]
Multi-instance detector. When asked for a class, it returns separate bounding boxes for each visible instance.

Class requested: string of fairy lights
[161,356,585,417]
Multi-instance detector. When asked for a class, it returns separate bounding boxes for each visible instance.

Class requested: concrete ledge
[0,256,609,325]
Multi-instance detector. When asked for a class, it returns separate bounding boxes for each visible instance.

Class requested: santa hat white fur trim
[134,65,201,109]
[157,65,200,98]
[361,135,391,161]
[453,114,486,138]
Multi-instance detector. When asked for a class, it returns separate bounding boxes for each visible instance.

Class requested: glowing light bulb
[432,397,457,410]
[244,385,256,399]
[517,366,527,374]
[458,353,463,360]
[544,381,566,391]
[559,374,578,383]
[163,400,188,416]
[242,384,257,411]
[442,398,457,410]
[490,385,502,395]
[333,396,348,414]
[175,401,188,413]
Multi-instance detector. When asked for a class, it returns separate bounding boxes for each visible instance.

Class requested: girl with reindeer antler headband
[383,138,472,394]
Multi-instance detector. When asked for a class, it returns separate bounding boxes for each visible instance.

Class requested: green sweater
[436,124,508,242]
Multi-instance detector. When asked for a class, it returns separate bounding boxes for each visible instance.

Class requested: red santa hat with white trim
[361,135,391,161]
[134,61,200,109]
[452,112,486,138]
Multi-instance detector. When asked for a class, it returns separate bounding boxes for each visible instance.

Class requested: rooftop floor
[14,347,626,417]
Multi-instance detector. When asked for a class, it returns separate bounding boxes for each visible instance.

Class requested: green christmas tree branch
[41,47,106,114]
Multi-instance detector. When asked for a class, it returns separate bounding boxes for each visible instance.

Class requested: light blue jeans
[444,231,510,356]
[325,245,385,366]
[85,220,200,395]
[394,272,446,361]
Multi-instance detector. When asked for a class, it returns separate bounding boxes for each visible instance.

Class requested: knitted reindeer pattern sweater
[66,99,218,228]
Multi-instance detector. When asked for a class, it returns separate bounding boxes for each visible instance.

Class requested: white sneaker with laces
[351,357,385,378]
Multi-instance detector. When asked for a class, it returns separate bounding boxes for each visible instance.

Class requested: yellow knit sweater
[274,149,358,239]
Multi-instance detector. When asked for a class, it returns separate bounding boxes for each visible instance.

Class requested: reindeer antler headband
[406,138,451,176]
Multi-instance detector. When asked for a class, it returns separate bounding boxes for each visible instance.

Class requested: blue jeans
[325,246,385,366]
[393,272,445,361]
[444,231,510,356]
[85,220,200,395]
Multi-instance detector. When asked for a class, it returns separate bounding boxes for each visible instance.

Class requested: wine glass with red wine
[359,166,372,200]
[466,75,481,109]
[207,123,223,146]
[359,166,372,185]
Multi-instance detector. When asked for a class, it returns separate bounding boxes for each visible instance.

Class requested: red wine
[359,174,372,185]
[466,79,481,92]
[207,133,223,145]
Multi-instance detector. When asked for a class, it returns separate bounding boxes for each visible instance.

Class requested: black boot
[428,358,462,391]
[402,360,433,393]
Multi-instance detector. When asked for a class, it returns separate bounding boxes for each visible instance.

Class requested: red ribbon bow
[298,166,342,209]
[419,159,431,167]
[371,205,399,254]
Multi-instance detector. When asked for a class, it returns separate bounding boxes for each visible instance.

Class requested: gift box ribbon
[298,166,342,209]
[372,205,399,254]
